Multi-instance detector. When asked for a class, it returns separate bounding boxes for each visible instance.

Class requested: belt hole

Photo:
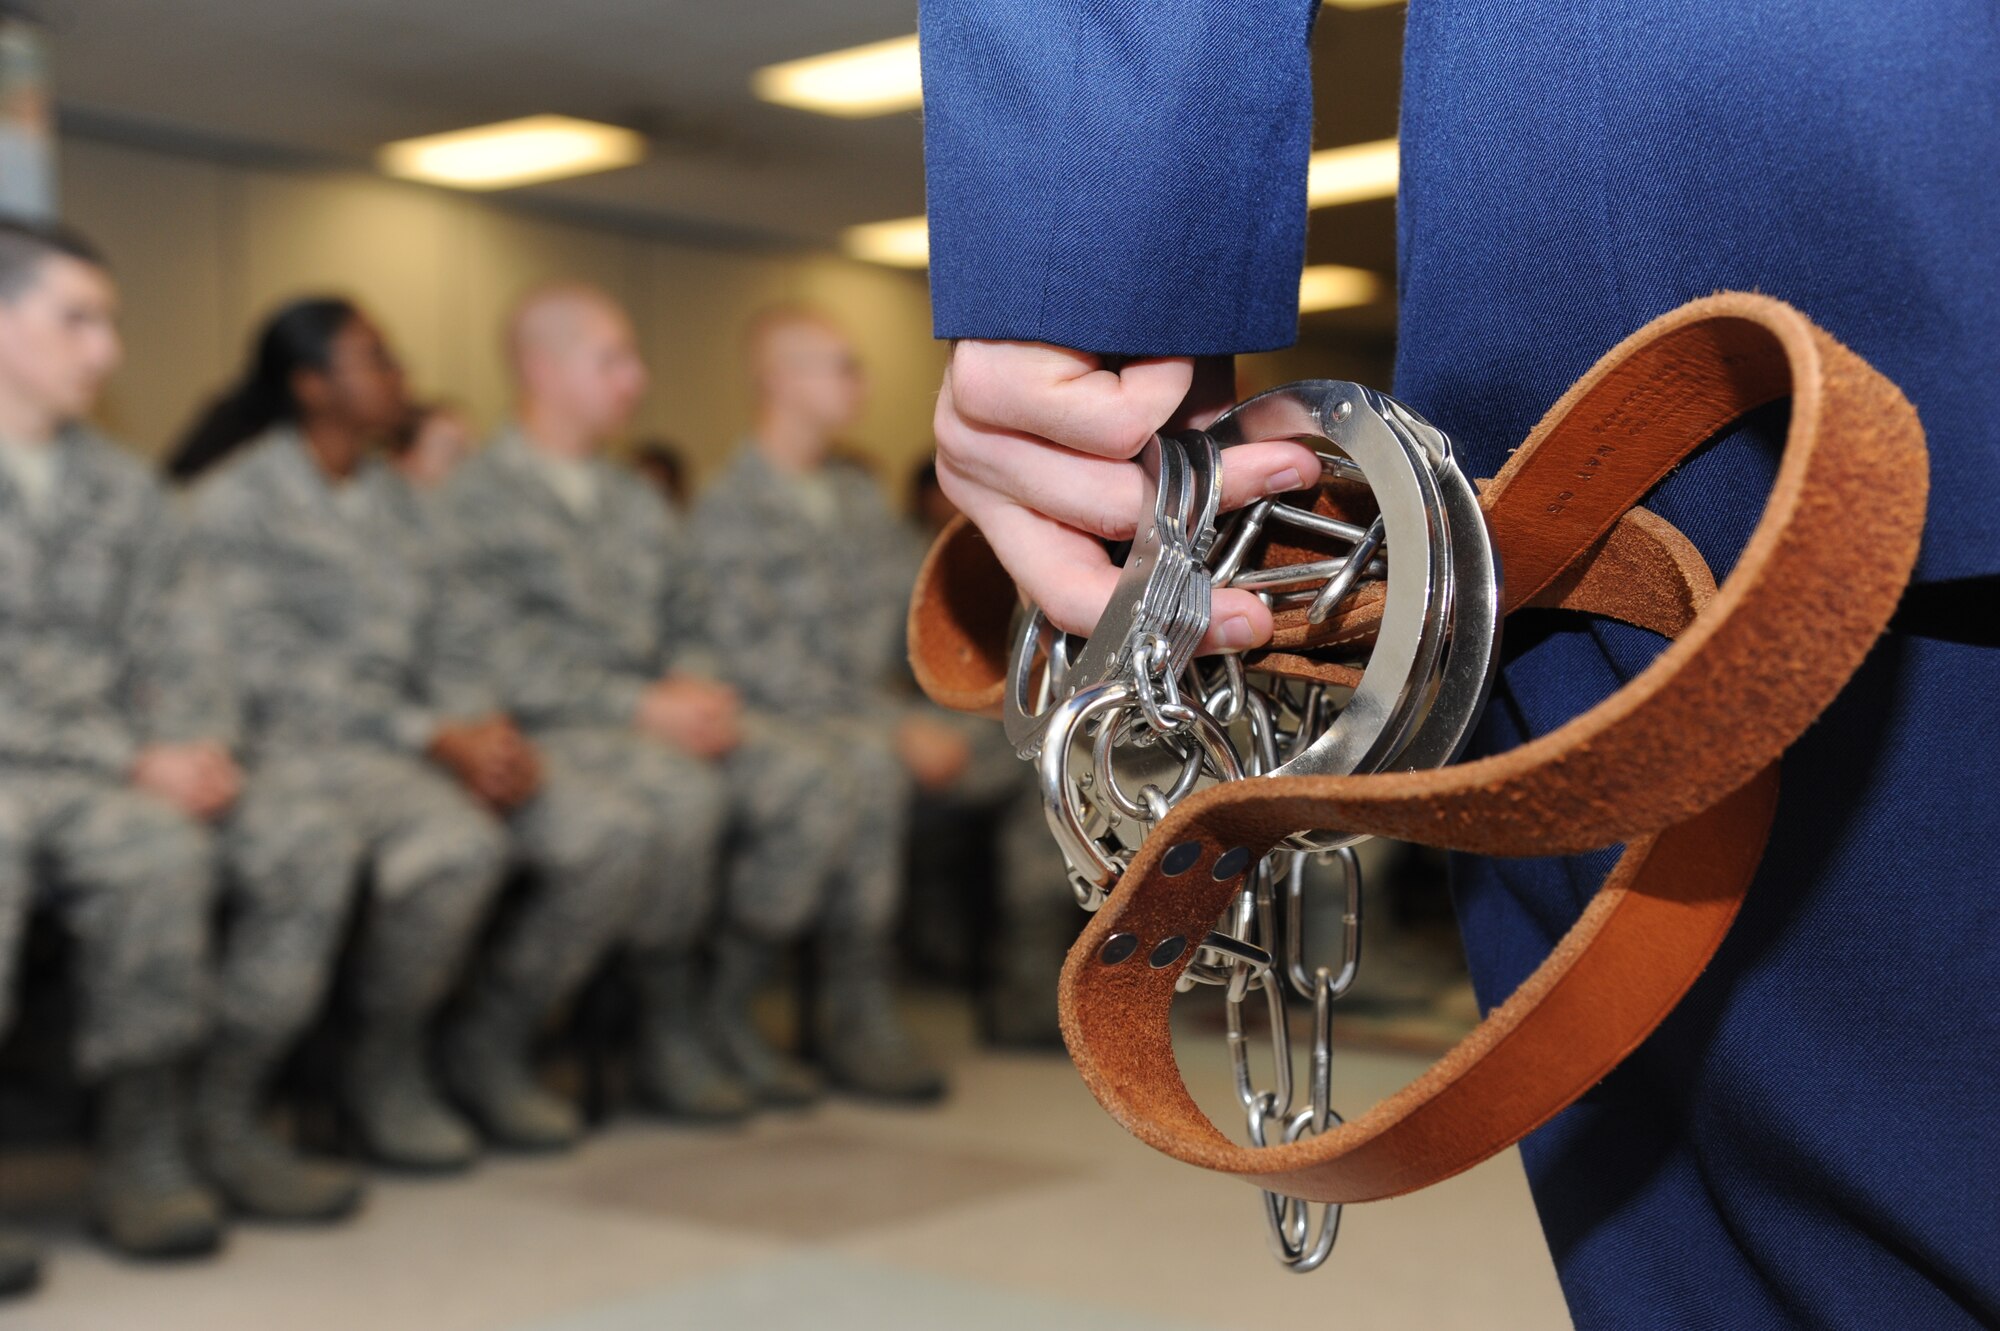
[1148,935,1188,968]
[1099,933,1138,966]
[1212,847,1251,881]
[1161,842,1202,876]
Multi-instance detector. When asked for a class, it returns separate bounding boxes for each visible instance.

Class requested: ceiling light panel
[843,215,930,267]
[379,115,646,191]
[753,35,923,118]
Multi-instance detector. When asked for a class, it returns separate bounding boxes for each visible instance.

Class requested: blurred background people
[178,297,518,1173]
[429,283,741,1123]
[391,399,474,490]
[690,307,968,1103]
[0,220,232,1267]
[897,461,1076,1048]
[630,437,690,510]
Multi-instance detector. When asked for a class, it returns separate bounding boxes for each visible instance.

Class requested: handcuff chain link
[1006,386,1499,1274]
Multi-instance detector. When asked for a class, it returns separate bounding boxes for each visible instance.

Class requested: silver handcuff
[1002,383,1502,1273]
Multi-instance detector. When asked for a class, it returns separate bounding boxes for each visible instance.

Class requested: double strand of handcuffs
[1001,383,1503,1273]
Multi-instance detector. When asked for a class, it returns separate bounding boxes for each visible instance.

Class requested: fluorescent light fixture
[1298,264,1386,313]
[1307,138,1399,208]
[379,115,645,191]
[753,34,923,118]
[844,215,930,267]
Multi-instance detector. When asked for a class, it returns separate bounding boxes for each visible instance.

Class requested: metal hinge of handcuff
[1001,382,1503,1274]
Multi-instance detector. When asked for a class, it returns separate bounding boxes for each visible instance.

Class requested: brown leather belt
[906,293,1927,1204]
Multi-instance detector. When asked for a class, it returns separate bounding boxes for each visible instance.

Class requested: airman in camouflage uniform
[0,222,235,1268]
[0,439,221,1079]
[0,429,231,1259]
[430,283,741,1120]
[689,307,971,1103]
[431,426,740,1118]
[191,425,526,1168]
[695,445,920,937]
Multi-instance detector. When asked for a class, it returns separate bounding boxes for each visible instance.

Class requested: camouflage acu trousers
[0,769,214,1078]
[214,762,364,1049]
[721,717,910,942]
[472,728,726,1020]
[228,746,508,1031]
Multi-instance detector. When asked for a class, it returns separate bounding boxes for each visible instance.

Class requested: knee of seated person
[621,749,731,846]
[226,799,365,905]
[579,790,659,865]
[378,805,510,901]
[537,784,656,888]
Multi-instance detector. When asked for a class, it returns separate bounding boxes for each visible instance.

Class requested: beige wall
[56,131,1394,502]
[59,134,947,495]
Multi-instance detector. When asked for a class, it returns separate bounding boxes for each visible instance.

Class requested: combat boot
[0,1233,40,1298]
[708,930,820,1108]
[195,1035,363,1222]
[91,1063,224,1259]
[343,1017,478,1172]
[817,936,947,1103]
[439,982,581,1152]
[628,949,753,1123]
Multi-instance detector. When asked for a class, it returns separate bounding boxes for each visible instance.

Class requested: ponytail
[168,295,359,481]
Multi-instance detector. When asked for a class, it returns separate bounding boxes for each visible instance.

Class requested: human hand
[894,715,974,792]
[636,674,743,759]
[131,740,241,820]
[932,342,1321,650]
[429,715,542,810]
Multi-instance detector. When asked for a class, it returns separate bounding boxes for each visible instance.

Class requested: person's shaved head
[744,305,866,463]
[507,281,648,454]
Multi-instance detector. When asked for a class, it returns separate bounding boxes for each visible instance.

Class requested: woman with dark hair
[184,301,530,1173]
[167,296,365,481]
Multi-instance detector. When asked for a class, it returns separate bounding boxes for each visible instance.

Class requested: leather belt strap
[906,293,1927,1204]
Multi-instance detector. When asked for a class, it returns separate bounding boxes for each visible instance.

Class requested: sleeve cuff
[921,0,1316,358]
[391,709,443,755]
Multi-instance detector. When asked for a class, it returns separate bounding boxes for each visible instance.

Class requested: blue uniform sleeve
[920,0,1319,358]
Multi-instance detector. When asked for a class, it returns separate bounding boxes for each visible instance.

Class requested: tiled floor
[0,997,1571,1330]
